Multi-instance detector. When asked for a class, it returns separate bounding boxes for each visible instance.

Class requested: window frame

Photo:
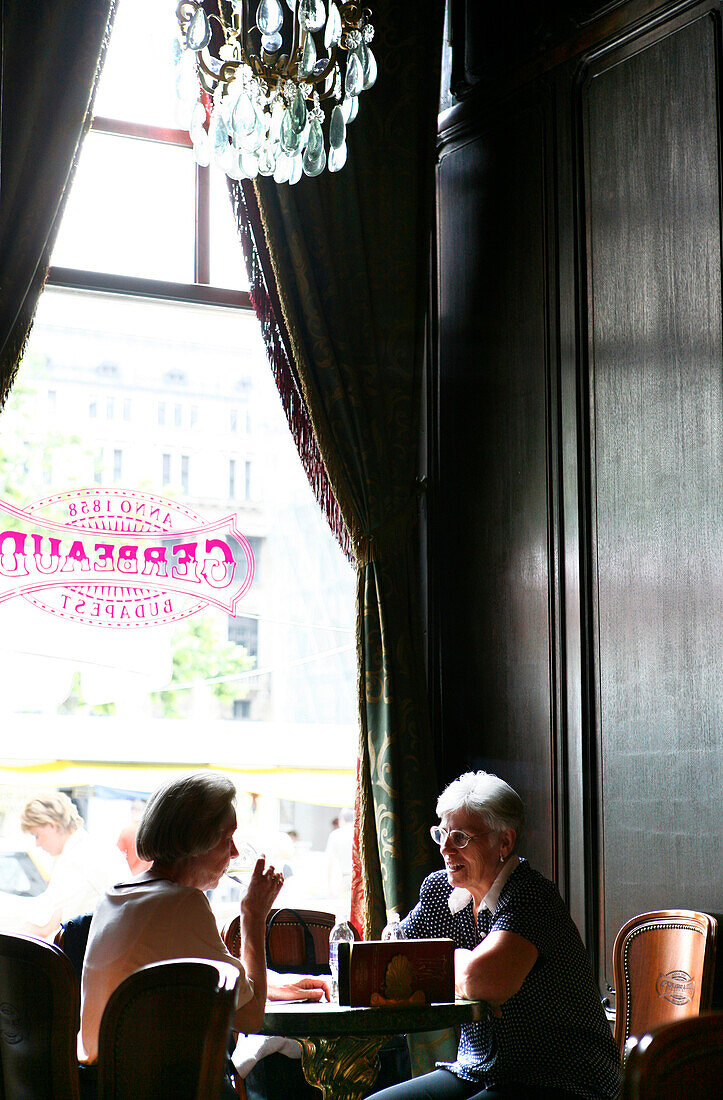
[48,115,252,311]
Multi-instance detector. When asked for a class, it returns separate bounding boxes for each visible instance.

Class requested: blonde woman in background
[18,791,124,939]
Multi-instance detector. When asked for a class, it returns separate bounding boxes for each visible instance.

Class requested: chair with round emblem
[612,909,718,1057]
[0,931,80,1100]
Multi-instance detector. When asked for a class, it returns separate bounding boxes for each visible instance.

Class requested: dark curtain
[0,0,116,408]
[231,0,445,935]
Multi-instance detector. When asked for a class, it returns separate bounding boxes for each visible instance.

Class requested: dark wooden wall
[431,0,723,1002]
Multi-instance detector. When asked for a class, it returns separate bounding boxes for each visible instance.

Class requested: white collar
[447,854,521,916]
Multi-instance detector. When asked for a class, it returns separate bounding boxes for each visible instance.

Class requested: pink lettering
[142,546,168,577]
[94,543,114,571]
[171,542,200,583]
[0,531,28,577]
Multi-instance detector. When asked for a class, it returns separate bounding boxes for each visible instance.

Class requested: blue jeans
[367,1068,582,1099]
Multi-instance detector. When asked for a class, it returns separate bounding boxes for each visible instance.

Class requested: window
[230,409,238,432]
[106,397,114,419]
[48,390,57,407]
[1,0,356,925]
[228,615,258,658]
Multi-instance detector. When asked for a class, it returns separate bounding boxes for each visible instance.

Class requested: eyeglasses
[430,825,478,849]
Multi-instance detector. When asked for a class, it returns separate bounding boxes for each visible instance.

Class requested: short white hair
[436,771,525,849]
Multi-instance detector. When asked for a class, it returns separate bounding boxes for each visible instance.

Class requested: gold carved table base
[298,1033,393,1100]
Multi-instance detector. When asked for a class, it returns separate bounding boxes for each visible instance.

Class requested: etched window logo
[0,489,254,628]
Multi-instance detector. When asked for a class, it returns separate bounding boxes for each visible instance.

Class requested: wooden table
[261,999,486,1100]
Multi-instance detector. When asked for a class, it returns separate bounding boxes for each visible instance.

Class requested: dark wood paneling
[580,9,723,992]
[435,97,557,881]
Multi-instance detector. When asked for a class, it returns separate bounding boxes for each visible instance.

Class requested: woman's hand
[267,973,331,1002]
[240,856,284,923]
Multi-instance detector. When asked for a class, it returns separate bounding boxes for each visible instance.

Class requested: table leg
[297,1034,392,1100]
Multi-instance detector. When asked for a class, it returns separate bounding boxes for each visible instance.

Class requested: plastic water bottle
[328,916,355,1001]
[381,910,407,941]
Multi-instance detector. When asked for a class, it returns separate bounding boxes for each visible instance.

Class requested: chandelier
[176,1,377,184]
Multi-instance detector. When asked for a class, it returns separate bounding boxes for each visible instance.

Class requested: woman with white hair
[18,791,122,940]
[368,770,621,1100]
[79,772,329,1096]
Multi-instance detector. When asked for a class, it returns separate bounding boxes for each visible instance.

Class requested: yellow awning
[0,760,355,808]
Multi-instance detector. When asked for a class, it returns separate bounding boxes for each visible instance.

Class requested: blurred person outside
[116,798,151,875]
[326,806,354,903]
[15,791,125,939]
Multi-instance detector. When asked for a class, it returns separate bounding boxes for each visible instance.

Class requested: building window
[230,408,238,432]
[106,396,114,419]
[123,398,132,421]
[48,389,57,407]
[190,405,198,427]
[89,399,97,418]
[162,453,171,486]
[245,460,252,500]
[158,402,166,426]
[181,454,189,494]
[233,698,252,720]
[228,615,259,657]
[229,458,236,499]
[113,449,122,482]
[174,403,182,427]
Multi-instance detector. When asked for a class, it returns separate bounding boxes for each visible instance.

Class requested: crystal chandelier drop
[176,1,377,184]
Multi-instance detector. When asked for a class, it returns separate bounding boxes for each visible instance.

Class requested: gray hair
[21,792,83,834]
[136,772,236,864]
[436,771,525,849]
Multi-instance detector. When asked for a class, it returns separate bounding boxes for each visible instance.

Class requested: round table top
[262,998,486,1037]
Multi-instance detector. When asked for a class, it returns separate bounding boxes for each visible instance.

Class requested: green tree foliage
[153,614,254,718]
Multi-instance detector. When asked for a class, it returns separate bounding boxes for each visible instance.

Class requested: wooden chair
[621,1012,723,1099]
[223,907,340,973]
[95,957,240,1100]
[0,931,80,1100]
[612,909,718,1055]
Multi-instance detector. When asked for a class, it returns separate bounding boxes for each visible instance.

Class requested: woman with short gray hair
[368,770,621,1100]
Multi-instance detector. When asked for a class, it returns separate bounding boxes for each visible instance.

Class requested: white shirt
[80,875,253,1063]
[10,829,124,937]
[447,854,521,918]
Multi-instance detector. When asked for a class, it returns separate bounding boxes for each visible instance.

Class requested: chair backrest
[223,908,342,973]
[613,909,718,1053]
[96,957,240,1100]
[0,931,79,1100]
[621,1012,723,1099]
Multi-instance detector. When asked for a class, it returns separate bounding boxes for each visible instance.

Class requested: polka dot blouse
[400,860,621,1100]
